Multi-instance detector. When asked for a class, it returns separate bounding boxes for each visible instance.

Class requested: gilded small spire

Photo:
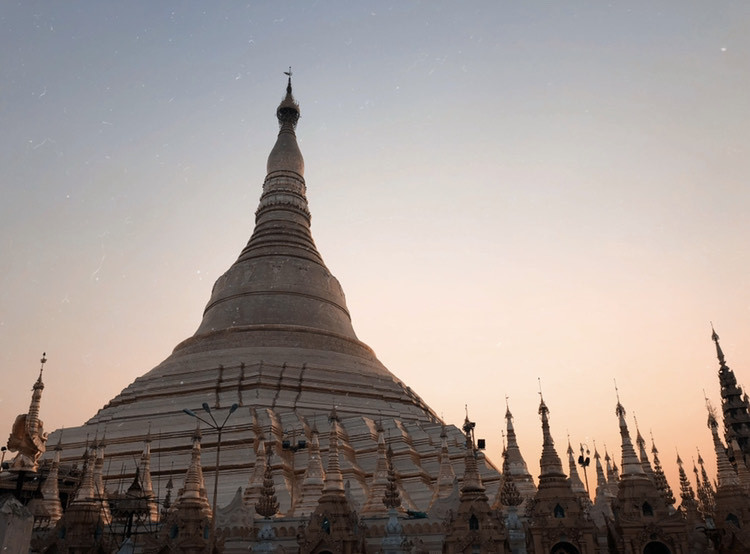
[323,405,345,494]
[676,453,699,519]
[362,421,389,516]
[7,353,49,471]
[634,415,656,481]
[431,422,456,503]
[537,392,565,482]
[706,398,741,489]
[614,392,646,479]
[502,400,535,502]
[460,407,484,493]
[650,433,675,506]
[695,449,716,518]
[178,420,212,517]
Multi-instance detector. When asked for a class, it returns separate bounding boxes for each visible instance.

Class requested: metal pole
[210,427,221,551]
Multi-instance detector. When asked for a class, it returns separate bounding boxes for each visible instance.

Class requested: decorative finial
[614,379,626,417]
[711,322,728,367]
[35,352,47,388]
[284,66,293,94]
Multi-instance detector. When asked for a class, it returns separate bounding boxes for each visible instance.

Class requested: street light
[578,443,591,496]
[182,402,238,550]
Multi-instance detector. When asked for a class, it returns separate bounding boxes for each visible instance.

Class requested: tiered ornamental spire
[649,435,675,507]
[536,394,566,483]
[7,353,49,471]
[255,444,279,519]
[634,417,656,482]
[614,394,648,480]
[501,401,537,504]
[694,450,715,519]
[362,421,390,516]
[293,424,325,516]
[676,453,699,520]
[711,325,750,461]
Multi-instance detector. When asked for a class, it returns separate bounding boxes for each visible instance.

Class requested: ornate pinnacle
[35,352,47,390]
[499,471,523,507]
[255,444,279,518]
[383,445,401,510]
[276,68,300,128]
[711,323,727,367]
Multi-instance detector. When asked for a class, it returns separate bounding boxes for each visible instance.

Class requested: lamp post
[578,443,591,496]
[183,402,238,550]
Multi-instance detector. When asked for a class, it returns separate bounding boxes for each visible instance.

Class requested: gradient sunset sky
[2,2,750,494]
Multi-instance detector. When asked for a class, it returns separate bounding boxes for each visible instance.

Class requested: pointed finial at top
[711,322,728,368]
[614,379,625,418]
[538,378,548,415]
[34,352,47,389]
[705,396,719,429]
[275,68,300,130]
[284,66,293,93]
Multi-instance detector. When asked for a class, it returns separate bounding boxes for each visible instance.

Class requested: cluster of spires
[7,323,750,547]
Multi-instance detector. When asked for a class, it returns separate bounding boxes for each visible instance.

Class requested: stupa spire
[711,325,750,459]
[293,423,325,516]
[592,447,615,518]
[255,443,279,518]
[178,421,212,517]
[677,453,699,519]
[323,406,345,494]
[139,429,159,522]
[634,415,656,481]
[503,399,535,497]
[431,424,456,504]
[460,410,484,493]
[93,436,112,525]
[537,392,565,483]
[7,352,49,471]
[695,449,716,518]
[650,434,675,506]
[362,421,390,516]
[707,399,741,489]
[37,432,64,524]
[185,71,378,372]
[614,389,647,479]
[383,444,401,510]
